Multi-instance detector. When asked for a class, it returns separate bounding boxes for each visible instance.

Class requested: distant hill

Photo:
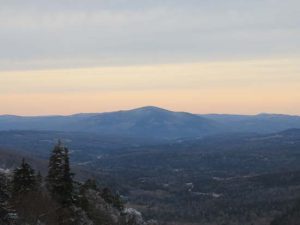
[0,106,220,140]
[202,113,300,133]
[1,107,300,140]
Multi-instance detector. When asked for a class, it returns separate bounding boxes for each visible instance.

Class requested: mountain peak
[130,106,170,113]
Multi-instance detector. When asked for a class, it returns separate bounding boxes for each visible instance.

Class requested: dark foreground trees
[2,141,135,225]
[46,141,73,205]
[9,158,55,225]
[12,158,37,195]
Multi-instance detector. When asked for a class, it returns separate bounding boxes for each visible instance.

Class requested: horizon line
[1,106,299,117]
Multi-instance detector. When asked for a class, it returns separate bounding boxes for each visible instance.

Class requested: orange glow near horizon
[0,58,300,116]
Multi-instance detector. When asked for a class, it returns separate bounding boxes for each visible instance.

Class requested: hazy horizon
[1,105,300,117]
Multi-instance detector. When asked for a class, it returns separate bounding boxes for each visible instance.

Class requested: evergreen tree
[12,159,37,195]
[46,140,74,205]
[36,171,43,190]
[62,147,73,204]
[101,187,124,210]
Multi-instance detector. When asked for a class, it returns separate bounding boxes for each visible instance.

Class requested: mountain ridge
[2,106,300,118]
[0,106,219,140]
[1,106,300,139]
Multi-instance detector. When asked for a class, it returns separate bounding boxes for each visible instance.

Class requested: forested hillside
[1,128,300,224]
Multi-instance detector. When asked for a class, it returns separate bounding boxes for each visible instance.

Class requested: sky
[0,0,299,115]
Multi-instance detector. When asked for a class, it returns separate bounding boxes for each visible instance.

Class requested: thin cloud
[0,0,299,70]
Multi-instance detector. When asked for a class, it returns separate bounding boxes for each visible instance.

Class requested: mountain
[0,106,219,140]
[1,107,300,140]
[78,106,220,139]
[202,113,300,133]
